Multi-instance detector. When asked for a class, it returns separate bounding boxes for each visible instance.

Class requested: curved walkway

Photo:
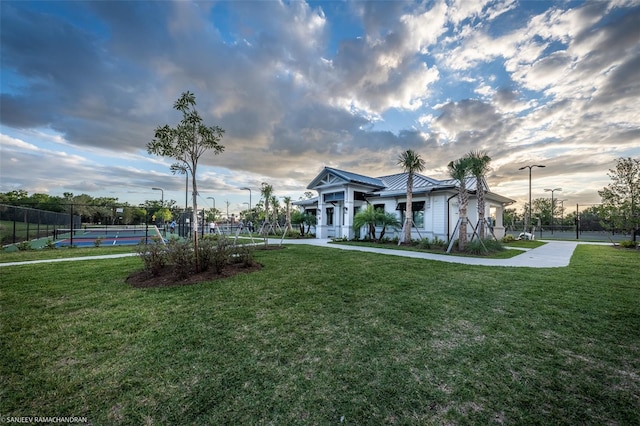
[0,239,598,268]
[282,238,583,268]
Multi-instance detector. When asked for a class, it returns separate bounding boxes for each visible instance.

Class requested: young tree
[466,150,491,238]
[448,157,471,251]
[353,204,381,240]
[283,196,293,233]
[598,157,639,241]
[260,183,274,228]
[397,150,426,244]
[147,91,225,271]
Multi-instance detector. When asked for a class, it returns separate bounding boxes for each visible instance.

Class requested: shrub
[432,236,446,248]
[136,237,168,276]
[230,244,254,267]
[16,241,32,251]
[44,239,57,250]
[465,238,505,255]
[210,237,231,274]
[167,239,195,279]
[619,240,638,249]
[94,237,103,247]
[418,238,431,249]
[502,234,516,243]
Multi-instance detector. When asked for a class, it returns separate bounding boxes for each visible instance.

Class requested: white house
[294,166,515,241]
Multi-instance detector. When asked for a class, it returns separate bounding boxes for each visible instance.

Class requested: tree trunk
[191,165,199,272]
[404,173,413,243]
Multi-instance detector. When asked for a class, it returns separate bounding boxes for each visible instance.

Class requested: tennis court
[54,226,164,247]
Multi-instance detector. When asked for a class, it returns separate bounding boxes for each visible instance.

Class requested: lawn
[1,245,639,424]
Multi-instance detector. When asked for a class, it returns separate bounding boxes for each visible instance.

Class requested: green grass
[331,240,527,258]
[0,245,137,263]
[1,245,639,424]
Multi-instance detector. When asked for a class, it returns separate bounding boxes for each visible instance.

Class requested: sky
[1,0,639,217]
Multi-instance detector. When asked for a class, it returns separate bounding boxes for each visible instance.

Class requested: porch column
[493,204,506,239]
[342,186,355,239]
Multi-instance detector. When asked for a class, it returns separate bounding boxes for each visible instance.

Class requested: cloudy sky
[1,0,639,216]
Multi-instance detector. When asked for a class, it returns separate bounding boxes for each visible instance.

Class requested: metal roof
[307,167,514,204]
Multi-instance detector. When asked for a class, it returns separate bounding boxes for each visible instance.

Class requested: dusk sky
[1,0,639,216]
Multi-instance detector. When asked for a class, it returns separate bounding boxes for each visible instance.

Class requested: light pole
[207,196,216,221]
[241,187,252,221]
[519,164,546,234]
[544,188,562,235]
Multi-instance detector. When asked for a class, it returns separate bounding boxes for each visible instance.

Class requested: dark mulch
[126,262,263,288]
[126,245,285,288]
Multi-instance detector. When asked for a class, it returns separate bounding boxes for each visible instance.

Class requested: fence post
[575,203,579,240]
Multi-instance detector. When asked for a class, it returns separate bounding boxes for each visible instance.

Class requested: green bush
[94,237,103,247]
[16,241,32,251]
[465,238,505,255]
[619,240,638,249]
[210,238,232,274]
[44,239,57,250]
[502,234,516,243]
[230,244,254,267]
[432,236,446,248]
[167,239,195,279]
[418,238,432,249]
[136,237,168,276]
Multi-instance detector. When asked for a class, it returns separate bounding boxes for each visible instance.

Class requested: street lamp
[518,164,546,234]
[544,188,562,235]
[206,196,216,221]
[241,187,252,220]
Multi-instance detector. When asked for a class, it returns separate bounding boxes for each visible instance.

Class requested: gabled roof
[307,167,386,190]
[307,166,513,203]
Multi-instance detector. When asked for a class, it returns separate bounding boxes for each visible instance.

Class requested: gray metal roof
[307,167,514,203]
[307,167,386,189]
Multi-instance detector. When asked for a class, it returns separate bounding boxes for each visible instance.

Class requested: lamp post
[206,196,216,221]
[519,164,546,234]
[152,187,164,235]
[241,187,252,221]
[544,188,562,235]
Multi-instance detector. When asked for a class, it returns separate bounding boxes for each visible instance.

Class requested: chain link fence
[0,204,81,246]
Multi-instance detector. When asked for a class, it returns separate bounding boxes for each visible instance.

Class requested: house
[294,166,515,241]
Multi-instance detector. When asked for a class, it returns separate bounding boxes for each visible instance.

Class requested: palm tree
[283,196,293,233]
[378,212,401,241]
[467,150,492,239]
[260,182,273,230]
[448,157,471,251]
[353,204,380,240]
[397,150,426,244]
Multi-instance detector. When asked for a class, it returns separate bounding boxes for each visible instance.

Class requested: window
[326,207,334,225]
[396,201,425,227]
[373,203,385,212]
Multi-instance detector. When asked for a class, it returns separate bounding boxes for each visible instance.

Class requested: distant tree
[466,150,491,238]
[397,150,426,244]
[448,157,471,251]
[598,157,639,241]
[147,91,225,271]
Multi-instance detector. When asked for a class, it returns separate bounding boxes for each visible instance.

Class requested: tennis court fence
[1,204,81,245]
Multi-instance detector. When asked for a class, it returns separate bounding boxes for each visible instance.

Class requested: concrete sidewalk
[281,238,581,268]
[0,239,600,269]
